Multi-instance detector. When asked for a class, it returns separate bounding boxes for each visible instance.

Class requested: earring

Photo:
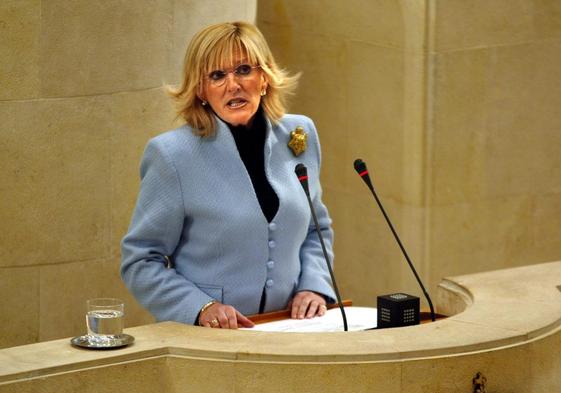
[260,89,267,96]
[201,100,207,106]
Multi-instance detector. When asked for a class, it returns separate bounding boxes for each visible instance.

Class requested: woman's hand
[290,291,327,319]
[199,302,255,329]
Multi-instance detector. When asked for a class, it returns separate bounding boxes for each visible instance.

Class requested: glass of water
[86,298,124,344]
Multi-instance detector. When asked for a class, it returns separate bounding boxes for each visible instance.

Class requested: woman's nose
[225,73,241,90]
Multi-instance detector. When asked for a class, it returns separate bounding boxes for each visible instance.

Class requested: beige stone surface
[167,0,257,83]
[258,0,405,48]
[167,356,236,393]
[0,0,40,100]
[402,344,531,393]
[431,42,561,205]
[109,87,177,258]
[2,263,561,391]
[39,0,172,97]
[37,257,154,342]
[233,362,401,393]
[529,324,561,392]
[346,42,405,201]
[428,195,536,286]
[0,357,171,393]
[0,267,39,349]
[0,98,111,268]
[434,0,561,51]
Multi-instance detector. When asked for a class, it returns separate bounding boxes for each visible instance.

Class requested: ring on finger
[210,318,219,327]
[319,304,327,311]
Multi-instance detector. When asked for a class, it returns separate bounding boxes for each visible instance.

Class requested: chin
[225,114,252,127]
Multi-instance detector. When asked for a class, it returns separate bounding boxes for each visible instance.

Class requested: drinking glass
[86,298,124,344]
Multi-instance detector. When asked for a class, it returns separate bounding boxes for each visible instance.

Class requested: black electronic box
[377,293,420,328]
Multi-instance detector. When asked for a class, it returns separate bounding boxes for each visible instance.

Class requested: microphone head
[295,163,307,177]
[353,158,374,190]
[294,163,310,195]
[354,158,367,173]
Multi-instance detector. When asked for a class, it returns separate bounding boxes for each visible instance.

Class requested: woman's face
[200,55,267,127]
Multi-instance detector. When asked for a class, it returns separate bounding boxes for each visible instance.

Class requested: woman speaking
[121,21,335,329]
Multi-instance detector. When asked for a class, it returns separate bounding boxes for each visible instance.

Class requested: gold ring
[320,305,327,310]
[210,319,219,327]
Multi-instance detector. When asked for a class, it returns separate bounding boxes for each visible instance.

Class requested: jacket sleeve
[120,138,214,325]
[296,118,337,303]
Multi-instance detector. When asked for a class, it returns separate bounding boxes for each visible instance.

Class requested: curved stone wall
[1,262,560,392]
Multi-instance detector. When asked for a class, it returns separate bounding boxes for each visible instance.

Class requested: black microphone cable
[295,163,348,331]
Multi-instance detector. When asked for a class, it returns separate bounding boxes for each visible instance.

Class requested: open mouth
[227,98,247,108]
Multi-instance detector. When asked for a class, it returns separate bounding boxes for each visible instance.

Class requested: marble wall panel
[0,267,39,349]
[427,195,537,292]
[530,193,561,263]
[257,0,405,48]
[402,344,530,393]
[39,0,173,97]
[39,260,101,341]
[0,98,111,268]
[38,257,154,342]
[109,87,177,258]
[429,49,490,205]
[0,0,40,100]
[434,0,561,52]
[233,361,401,393]
[0,357,171,393]
[168,0,257,83]
[347,42,405,202]
[529,328,561,391]
[482,42,561,198]
[167,356,235,393]
[431,41,561,206]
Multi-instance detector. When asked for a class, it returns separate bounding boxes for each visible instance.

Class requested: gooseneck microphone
[353,159,436,322]
[295,164,348,331]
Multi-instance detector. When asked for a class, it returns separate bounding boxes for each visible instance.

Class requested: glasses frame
[205,64,261,87]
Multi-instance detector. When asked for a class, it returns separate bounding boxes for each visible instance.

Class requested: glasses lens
[207,64,257,86]
[235,64,253,76]
[208,70,226,85]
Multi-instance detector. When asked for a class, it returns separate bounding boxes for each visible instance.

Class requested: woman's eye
[209,71,226,80]
[236,64,252,75]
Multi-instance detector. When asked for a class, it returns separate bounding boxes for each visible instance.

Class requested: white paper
[243,307,377,332]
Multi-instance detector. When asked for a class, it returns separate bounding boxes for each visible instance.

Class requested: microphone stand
[295,164,348,331]
[354,159,436,322]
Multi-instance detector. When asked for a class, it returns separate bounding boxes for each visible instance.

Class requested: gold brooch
[288,126,307,156]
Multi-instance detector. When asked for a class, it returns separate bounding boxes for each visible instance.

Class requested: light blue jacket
[120,114,335,324]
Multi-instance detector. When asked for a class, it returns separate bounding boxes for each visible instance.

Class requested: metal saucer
[70,334,135,350]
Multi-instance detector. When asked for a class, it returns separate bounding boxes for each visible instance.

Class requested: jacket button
[268,240,276,249]
[268,222,277,231]
[266,279,274,288]
[267,260,275,269]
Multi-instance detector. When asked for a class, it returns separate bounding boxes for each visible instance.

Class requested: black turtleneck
[227,109,279,223]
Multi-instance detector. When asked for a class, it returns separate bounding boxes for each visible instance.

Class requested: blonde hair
[168,21,300,137]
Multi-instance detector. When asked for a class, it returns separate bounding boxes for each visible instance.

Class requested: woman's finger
[305,301,319,318]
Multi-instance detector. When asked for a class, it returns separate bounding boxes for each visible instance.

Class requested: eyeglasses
[205,64,261,87]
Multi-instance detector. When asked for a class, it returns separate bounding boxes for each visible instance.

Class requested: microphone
[353,159,436,322]
[295,164,348,331]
